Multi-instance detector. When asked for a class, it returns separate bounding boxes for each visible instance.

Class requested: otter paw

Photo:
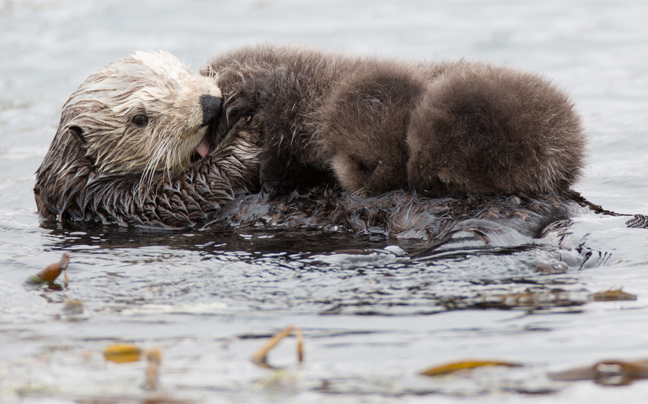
[228,115,263,146]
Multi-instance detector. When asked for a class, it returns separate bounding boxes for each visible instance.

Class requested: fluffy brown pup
[204,44,586,197]
[407,62,585,196]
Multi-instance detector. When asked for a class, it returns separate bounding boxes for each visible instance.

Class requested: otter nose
[200,94,222,127]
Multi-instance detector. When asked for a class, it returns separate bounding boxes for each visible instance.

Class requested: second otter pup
[204,44,586,196]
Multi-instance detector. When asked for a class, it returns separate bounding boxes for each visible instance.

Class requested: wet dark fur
[34,118,261,227]
[211,187,575,242]
[203,44,586,196]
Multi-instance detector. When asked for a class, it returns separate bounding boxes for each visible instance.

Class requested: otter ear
[69,126,85,144]
[68,125,97,166]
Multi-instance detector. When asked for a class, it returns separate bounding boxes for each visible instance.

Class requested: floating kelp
[439,287,589,311]
[589,288,637,301]
[420,359,522,377]
[59,299,85,322]
[475,288,588,310]
[549,359,648,386]
[103,344,163,391]
[103,344,142,363]
[25,253,70,288]
[144,347,163,391]
[251,325,304,369]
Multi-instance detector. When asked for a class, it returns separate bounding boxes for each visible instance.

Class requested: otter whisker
[138,138,170,198]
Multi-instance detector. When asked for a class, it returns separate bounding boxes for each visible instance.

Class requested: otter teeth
[196,135,210,158]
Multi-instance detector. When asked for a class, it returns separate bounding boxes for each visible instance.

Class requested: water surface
[2,1,648,403]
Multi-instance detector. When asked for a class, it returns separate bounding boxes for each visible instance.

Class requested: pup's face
[56,51,222,180]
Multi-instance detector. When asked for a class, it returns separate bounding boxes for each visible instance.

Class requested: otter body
[36,46,587,241]
[204,44,585,197]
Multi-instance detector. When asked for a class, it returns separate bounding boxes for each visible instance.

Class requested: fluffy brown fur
[203,44,585,196]
[35,116,261,227]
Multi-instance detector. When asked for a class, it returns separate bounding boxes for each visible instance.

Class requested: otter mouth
[196,135,211,157]
[190,124,216,164]
[190,94,222,163]
[190,135,210,163]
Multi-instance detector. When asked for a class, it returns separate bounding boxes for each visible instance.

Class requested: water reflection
[33,216,600,320]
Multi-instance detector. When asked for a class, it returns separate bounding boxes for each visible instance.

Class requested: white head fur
[61,51,222,187]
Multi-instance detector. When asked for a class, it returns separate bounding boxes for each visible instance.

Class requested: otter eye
[132,115,149,127]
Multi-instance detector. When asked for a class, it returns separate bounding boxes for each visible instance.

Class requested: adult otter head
[35,51,226,221]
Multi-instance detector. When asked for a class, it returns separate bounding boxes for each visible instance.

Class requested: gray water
[2,0,648,403]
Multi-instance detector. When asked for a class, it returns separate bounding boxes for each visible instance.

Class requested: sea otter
[35,46,595,240]
[34,51,261,226]
[203,44,585,196]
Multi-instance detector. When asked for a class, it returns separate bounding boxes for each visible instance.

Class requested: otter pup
[203,44,585,196]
